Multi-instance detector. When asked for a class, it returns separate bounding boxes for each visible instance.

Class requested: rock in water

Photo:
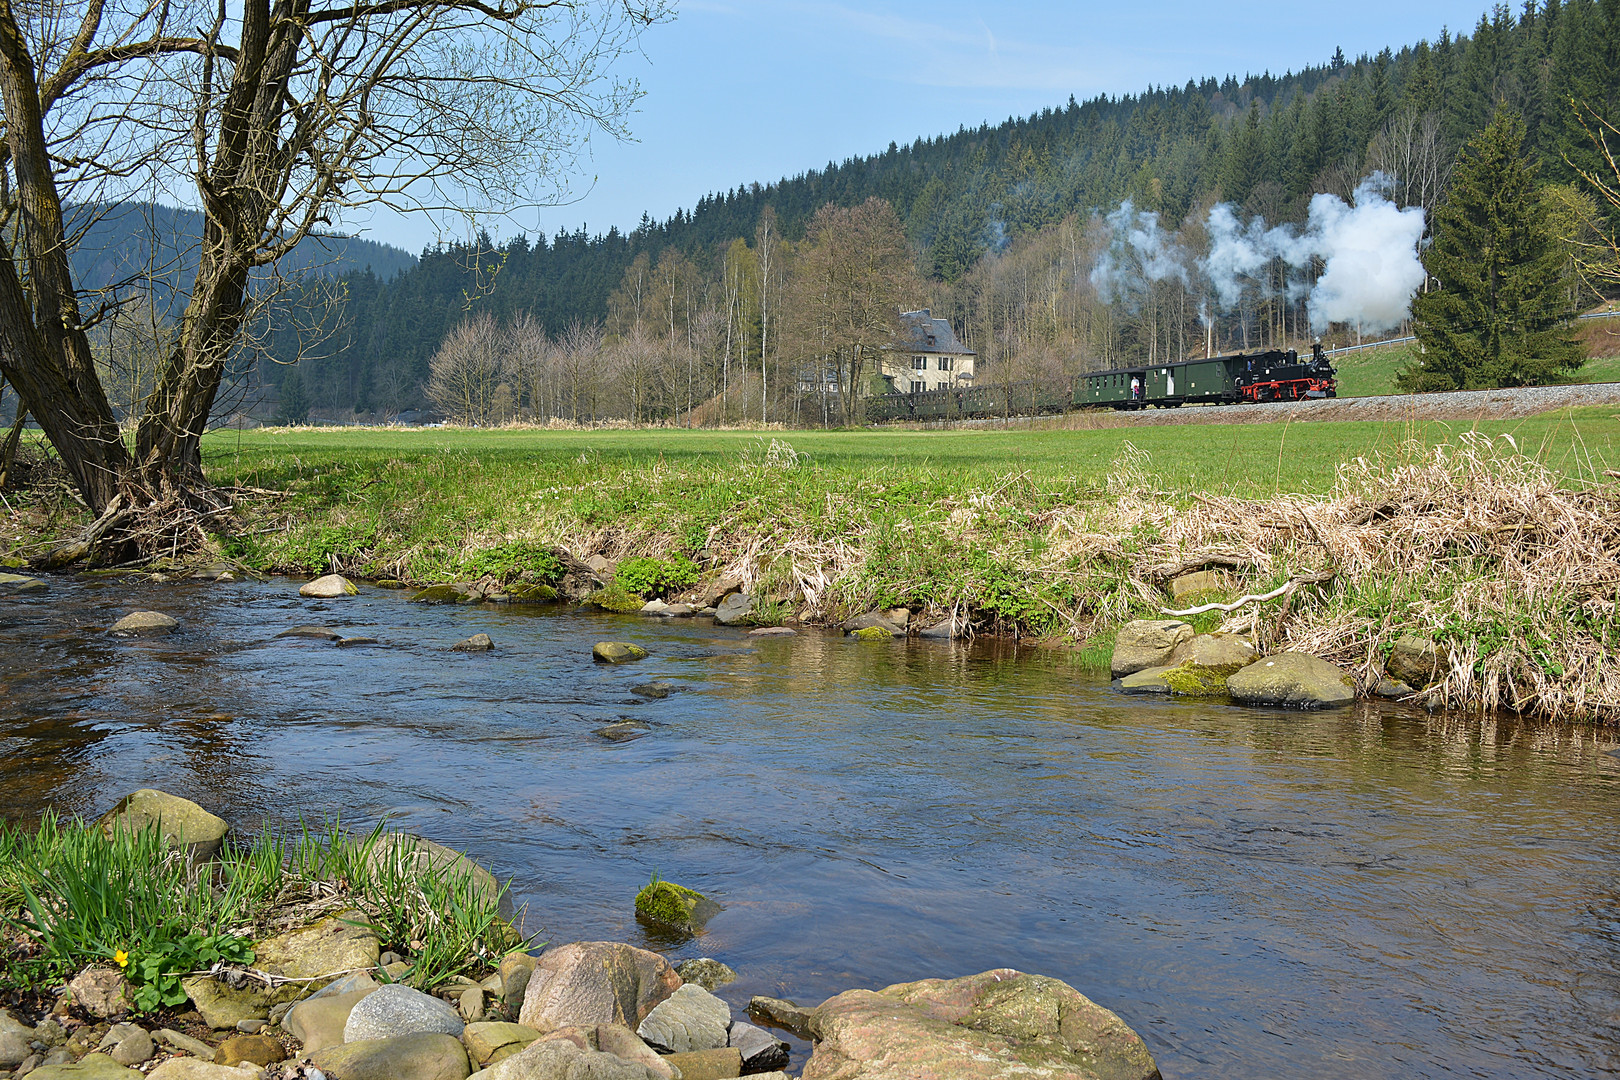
[1109,619,1193,678]
[344,983,464,1042]
[413,584,463,604]
[98,789,229,860]
[674,958,737,991]
[634,880,721,936]
[746,996,813,1040]
[298,574,357,598]
[275,625,342,641]
[636,984,730,1053]
[803,969,1161,1080]
[748,626,797,636]
[1226,652,1356,708]
[518,942,679,1031]
[714,592,753,626]
[842,612,902,637]
[452,633,495,652]
[593,642,649,664]
[309,1033,470,1080]
[1167,632,1255,671]
[110,611,178,636]
[367,834,502,908]
[849,626,893,641]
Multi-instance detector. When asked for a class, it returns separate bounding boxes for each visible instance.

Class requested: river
[2,577,1617,1078]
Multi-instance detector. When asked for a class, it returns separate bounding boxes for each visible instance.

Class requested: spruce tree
[1403,110,1585,390]
[275,369,310,425]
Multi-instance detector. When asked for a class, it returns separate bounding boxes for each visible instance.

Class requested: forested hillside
[263,0,1620,419]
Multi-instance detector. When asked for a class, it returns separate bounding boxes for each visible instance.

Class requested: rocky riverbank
[0,791,1162,1080]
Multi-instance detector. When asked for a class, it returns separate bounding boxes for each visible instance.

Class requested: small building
[879,310,975,393]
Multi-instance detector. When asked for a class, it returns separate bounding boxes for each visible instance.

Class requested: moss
[374,578,410,589]
[507,583,559,603]
[411,584,462,604]
[1159,660,1241,697]
[634,879,718,935]
[587,585,644,613]
[850,626,894,641]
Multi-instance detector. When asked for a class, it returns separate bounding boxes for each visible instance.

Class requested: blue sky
[370,0,1498,252]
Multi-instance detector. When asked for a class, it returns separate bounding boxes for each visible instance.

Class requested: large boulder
[1166,632,1255,672]
[98,789,229,859]
[345,983,465,1042]
[472,1036,667,1080]
[110,611,178,636]
[634,880,721,937]
[309,1032,470,1080]
[1109,620,1193,678]
[803,969,1160,1080]
[1226,652,1356,708]
[518,942,680,1032]
[714,593,754,626]
[636,983,730,1053]
[182,910,379,1027]
[299,574,358,598]
[1386,634,1450,689]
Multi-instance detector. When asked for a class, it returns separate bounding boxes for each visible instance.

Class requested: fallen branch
[39,494,130,569]
[1147,553,1254,583]
[1160,570,1335,616]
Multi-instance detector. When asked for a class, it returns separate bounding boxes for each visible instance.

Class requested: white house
[879,309,976,393]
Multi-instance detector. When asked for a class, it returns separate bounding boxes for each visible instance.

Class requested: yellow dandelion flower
[113,949,129,968]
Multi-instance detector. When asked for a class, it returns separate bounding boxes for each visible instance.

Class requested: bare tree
[506,312,553,419]
[555,319,604,423]
[785,198,918,423]
[0,0,667,554]
[1366,106,1451,221]
[426,313,504,425]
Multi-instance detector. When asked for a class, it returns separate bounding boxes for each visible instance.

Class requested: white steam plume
[1091,201,1188,307]
[1200,174,1426,334]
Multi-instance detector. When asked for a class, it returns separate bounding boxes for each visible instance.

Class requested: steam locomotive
[867,345,1338,422]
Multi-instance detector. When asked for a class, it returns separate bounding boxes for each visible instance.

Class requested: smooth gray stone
[343,983,465,1043]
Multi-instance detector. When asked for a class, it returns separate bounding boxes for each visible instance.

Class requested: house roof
[893,309,975,356]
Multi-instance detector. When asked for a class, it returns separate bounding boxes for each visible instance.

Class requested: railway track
[921,380,1620,429]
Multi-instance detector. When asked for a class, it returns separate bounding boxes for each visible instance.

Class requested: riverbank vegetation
[0,815,521,1008]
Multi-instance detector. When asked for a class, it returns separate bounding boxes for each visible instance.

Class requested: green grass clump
[0,815,527,1008]
[612,555,700,598]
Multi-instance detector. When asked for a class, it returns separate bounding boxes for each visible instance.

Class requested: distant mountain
[66,202,416,318]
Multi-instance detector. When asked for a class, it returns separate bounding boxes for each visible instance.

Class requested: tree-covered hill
[268,0,1620,415]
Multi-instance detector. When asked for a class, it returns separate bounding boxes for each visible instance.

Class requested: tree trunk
[0,0,133,512]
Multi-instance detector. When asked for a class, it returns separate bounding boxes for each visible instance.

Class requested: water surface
[2,578,1617,1079]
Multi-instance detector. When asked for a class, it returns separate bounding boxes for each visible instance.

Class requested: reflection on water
[3,577,1619,1079]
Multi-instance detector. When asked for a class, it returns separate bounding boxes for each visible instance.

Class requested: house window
[939,357,954,372]
[911,380,925,393]
[912,356,927,370]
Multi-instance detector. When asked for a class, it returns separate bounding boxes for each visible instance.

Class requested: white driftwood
[1160,571,1334,616]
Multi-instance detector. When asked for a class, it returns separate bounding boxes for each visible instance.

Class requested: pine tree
[275,369,310,425]
[1404,110,1585,390]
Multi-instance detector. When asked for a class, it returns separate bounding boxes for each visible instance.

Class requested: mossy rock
[411,585,462,605]
[635,880,722,936]
[374,579,411,589]
[507,583,559,603]
[588,587,645,613]
[850,626,894,641]
[0,555,23,570]
[593,642,648,664]
[1158,660,1242,697]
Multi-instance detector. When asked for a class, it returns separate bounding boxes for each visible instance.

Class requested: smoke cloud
[1201,174,1427,334]
[1091,201,1188,307]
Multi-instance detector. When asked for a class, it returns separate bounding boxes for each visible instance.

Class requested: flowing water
[2,577,1618,1079]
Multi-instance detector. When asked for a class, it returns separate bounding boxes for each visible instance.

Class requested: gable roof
[894,309,975,356]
